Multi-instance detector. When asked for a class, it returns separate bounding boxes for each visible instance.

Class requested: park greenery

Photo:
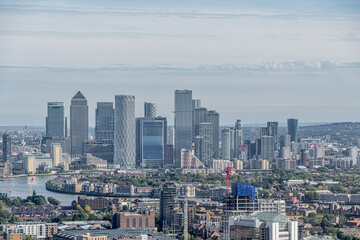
[79,168,360,194]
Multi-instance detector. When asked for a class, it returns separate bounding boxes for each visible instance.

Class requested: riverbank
[45,184,144,198]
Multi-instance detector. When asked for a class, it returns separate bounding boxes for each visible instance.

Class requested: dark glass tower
[287,118,299,142]
[206,110,220,159]
[46,102,65,137]
[174,90,193,167]
[2,133,11,163]
[95,102,114,144]
[70,91,89,155]
[267,121,279,150]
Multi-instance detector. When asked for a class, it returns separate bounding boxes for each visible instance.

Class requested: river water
[1,175,78,205]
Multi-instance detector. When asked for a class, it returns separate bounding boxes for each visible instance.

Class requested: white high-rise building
[51,143,63,167]
[114,95,136,169]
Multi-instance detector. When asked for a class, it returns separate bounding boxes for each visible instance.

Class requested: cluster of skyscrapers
[42,89,301,170]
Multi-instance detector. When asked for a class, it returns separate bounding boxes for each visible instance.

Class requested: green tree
[0,210,11,219]
[75,204,84,212]
[0,200,5,210]
[84,205,91,214]
[0,217,5,224]
[10,216,22,223]
[88,213,98,221]
[48,197,61,206]
[72,213,88,221]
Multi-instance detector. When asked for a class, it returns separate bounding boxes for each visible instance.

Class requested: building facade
[95,102,114,144]
[174,90,193,167]
[46,102,65,138]
[70,91,89,156]
[114,95,136,169]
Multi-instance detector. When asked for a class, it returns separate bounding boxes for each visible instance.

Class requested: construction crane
[225,167,235,195]
[28,178,34,197]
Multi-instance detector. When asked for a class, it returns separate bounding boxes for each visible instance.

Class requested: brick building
[78,196,116,210]
[112,211,155,230]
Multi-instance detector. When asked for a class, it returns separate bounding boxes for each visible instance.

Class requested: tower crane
[225,167,235,195]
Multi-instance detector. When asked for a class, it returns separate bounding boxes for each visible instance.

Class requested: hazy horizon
[1,0,359,126]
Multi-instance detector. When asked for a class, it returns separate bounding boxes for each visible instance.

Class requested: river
[1,175,78,205]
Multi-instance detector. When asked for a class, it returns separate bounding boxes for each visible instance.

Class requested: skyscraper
[287,118,299,142]
[261,135,274,161]
[70,91,88,156]
[160,183,178,231]
[267,121,279,151]
[95,102,114,143]
[193,107,207,136]
[136,117,167,168]
[2,133,11,163]
[144,102,156,118]
[234,120,243,159]
[279,135,291,158]
[174,90,193,167]
[194,122,213,166]
[114,95,136,169]
[206,110,220,159]
[46,102,65,138]
[222,128,231,160]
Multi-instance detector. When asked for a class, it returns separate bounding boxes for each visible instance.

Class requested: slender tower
[70,91,88,156]
[114,95,136,169]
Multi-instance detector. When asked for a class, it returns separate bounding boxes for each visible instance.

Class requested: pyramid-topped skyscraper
[70,91,88,155]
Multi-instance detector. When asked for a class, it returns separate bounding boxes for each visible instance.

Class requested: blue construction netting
[231,183,256,199]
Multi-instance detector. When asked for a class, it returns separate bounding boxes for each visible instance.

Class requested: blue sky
[0,0,359,126]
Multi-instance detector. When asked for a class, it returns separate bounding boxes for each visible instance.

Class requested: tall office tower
[194,122,213,166]
[222,128,232,160]
[192,99,201,109]
[260,127,268,137]
[160,183,178,231]
[144,102,156,118]
[51,143,63,167]
[229,128,235,160]
[174,90,193,167]
[279,135,291,158]
[136,117,166,168]
[114,95,136,169]
[164,144,174,167]
[234,120,243,159]
[287,118,299,142]
[300,149,310,166]
[70,91,88,156]
[2,133,11,163]
[206,110,220,159]
[192,99,201,138]
[267,122,279,150]
[193,107,207,136]
[168,127,175,145]
[95,102,114,143]
[46,102,65,137]
[261,136,274,161]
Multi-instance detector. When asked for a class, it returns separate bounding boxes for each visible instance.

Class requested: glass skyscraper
[267,121,279,151]
[70,91,88,156]
[2,133,11,163]
[206,110,220,159]
[174,90,193,167]
[46,102,65,138]
[114,95,136,169]
[234,120,243,159]
[144,102,156,118]
[142,120,165,167]
[287,118,299,142]
[95,102,114,143]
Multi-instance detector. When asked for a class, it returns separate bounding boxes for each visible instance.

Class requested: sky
[0,0,359,126]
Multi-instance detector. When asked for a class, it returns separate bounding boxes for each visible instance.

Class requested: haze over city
[1,0,360,126]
